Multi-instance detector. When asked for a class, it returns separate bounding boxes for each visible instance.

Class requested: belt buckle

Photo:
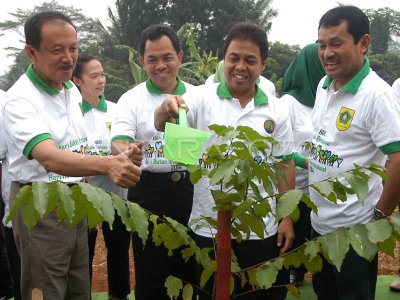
[171,172,181,182]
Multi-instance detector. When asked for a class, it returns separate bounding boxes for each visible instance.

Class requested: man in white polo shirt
[111,24,196,300]
[309,6,400,300]
[155,22,295,299]
[1,11,141,300]
[0,89,14,300]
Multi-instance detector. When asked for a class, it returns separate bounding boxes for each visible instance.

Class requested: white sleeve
[111,92,137,142]
[3,98,52,158]
[366,89,400,149]
[271,100,295,158]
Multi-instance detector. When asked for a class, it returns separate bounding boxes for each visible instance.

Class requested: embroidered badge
[336,106,355,131]
[264,120,275,134]
[106,122,112,134]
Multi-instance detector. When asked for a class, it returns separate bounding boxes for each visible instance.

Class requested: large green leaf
[51,181,74,223]
[378,234,397,256]
[283,251,302,269]
[349,224,378,260]
[311,181,333,199]
[111,194,133,231]
[366,219,392,243]
[200,260,217,288]
[210,159,239,186]
[232,199,254,218]
[391,214,400,235]
[300,193,318,214]
[342,173,369,203]
[319,228,350,271]
[31,182,49,217]
[165,276,183,300]
[182,283,194,300]
[276,189,303,221]
[303,240,320,261]
[237,212,265,239]
[187,165,203,184]
[97,189,115,229]
[256,258,283,289]
[127,202,149,244]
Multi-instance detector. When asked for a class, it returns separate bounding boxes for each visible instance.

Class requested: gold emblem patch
[264,120,275,134]
[336,106,355,131]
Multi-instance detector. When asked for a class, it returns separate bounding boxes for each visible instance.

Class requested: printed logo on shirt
[336,106,355,131]
[264,120,275,134]
[106,122,112,134]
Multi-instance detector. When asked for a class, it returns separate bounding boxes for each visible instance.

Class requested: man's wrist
[373,207,389,220]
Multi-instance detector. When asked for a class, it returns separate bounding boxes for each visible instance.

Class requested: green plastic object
[164,107,212,165]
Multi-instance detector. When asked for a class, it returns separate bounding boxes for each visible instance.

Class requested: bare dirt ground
[92,224,400,292]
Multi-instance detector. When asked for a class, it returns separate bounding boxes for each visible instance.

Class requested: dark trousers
[128,171,194,300]
[4,227,21,300]
[193,233,288,300]
[0,190,14,300]
[0,223,13,299]
[88,214,131,299]
[311,228,378,300]
[290,200,311,279]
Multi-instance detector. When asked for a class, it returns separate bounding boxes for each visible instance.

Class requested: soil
[91,220,400,293]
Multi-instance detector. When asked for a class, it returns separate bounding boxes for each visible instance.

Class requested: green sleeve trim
[380,141,400,154]
[293,152,307,169]
[111,135,135,143]
[23,133,52,159]
[274,152,295,161]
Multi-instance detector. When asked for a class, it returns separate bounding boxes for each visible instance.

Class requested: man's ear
[72,76,81,87]
[140,56,144,66]
[24,45,37,61]
[359,34,371,55]
[177,50,183,64]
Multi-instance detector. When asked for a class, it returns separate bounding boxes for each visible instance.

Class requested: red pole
[216,210,232,300]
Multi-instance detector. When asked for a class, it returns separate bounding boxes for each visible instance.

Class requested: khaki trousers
[10,182,90,300]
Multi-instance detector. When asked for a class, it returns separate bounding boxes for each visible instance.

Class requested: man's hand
[277,216,294,253]
[154,95,187,131]
[128,142,144,167]
[107,148,142,188]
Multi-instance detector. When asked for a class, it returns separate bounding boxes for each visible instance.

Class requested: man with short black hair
[310,5,400,299]
[111,24,195,300]
[1,11,141,299]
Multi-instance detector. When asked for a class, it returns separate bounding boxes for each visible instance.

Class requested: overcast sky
[1,0,400,76]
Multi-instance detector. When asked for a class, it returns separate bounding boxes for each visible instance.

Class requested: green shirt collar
[26,63,73,95]
[216,80,268,106]
[145,77,186,95]
[81,95,107,113]
[322,58,370,94]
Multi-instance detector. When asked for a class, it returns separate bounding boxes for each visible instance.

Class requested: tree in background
[0,0,104,90]
[365,7,400,53]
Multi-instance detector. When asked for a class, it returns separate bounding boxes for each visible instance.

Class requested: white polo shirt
[0,89,11,227]
[392,78,400,98]
[1,64,87,184]
[111,78,195,173]
[185,81,295,239]
[309,59,400,235]
[280,94,314,189]
[82,96,127,198]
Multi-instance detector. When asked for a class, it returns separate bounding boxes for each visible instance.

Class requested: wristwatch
[373,207,388,221]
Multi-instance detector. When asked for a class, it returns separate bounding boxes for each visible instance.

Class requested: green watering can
[164,107,212,165]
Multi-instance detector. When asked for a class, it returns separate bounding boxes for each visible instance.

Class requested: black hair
[24,11,76,50]
[139,24,181,56]
[222,22,269,62]
[318,5,370,44]
[72,53,97,79]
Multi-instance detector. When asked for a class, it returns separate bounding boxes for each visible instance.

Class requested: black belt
[15,180,85,187]
[141,171,190,182]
